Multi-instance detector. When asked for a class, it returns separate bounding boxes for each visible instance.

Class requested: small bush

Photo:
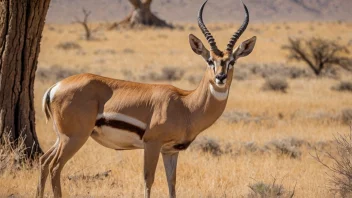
[191,137,332,159]
[140,66,184,82]
[341,109,352,125]
[56,41,81,50]
[191,137,222,156]
[120,69,136,81]
[314,128,352,197]
[287,67,309,79]
[122,48,135,54]
[233,69,249,81]
[68,170,112,182]
[332,81,352,92]
[188,25,197,31]
[36,65,80,82]
[161,67,185,81]
[187,74,203,85]
[248,179,295,198]
[262,77,289,93]
[321,67,339,79]
[244,63,310,79]
[241,142,262,154]
[221,111,252,123]
[94,49,116,55]
[264,137,308,159]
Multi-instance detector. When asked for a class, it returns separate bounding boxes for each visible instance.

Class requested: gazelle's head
[189,0,256,89]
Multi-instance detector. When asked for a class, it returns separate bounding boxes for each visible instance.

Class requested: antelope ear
[233,36,256,60]
[189,34,210,60]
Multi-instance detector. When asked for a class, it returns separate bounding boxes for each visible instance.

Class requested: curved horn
[226,0,249,53]
[198,0,223,56]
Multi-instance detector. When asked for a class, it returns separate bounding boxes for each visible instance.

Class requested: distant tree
[282,38,352,76]
[0,0,50,159]
[74,9,93,40]
[109,0,172,29]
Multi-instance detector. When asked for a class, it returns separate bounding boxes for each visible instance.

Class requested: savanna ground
[1,21,352,197]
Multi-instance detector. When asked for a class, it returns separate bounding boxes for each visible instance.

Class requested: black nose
[216,73,227,81]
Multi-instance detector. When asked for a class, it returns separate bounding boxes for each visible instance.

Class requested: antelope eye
[229,60,235,66]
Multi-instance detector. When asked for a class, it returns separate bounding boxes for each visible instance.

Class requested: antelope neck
[182,72,228,134]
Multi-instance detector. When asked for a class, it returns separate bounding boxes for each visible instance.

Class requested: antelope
[36,0,256,197]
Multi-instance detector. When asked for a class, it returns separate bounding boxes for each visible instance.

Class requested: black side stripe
[95,118,145,139]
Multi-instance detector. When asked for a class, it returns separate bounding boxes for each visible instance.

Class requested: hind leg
[49,135,89,198]
[45,98,98,197]
[36,140,59,198]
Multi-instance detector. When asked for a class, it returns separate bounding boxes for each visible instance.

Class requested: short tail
[42,84,55,123]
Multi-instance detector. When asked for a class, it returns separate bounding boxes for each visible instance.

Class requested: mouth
[215,79,227,88]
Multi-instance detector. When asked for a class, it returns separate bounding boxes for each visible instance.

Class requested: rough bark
[0,0,51,159]
[109,0,172,29]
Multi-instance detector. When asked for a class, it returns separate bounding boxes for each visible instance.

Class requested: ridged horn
[226,0,249,53]
[198,0,223,56]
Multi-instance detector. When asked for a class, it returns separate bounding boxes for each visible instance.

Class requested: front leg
[162,152,179,198]
[144,142,162,198]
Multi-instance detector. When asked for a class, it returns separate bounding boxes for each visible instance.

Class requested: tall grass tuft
[0,132,35,174]
[247,177,295,198]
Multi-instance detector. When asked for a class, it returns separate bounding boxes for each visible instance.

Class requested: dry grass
[1,21,352,197]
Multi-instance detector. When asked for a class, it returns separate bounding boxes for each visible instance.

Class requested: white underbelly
[91,126,144,150]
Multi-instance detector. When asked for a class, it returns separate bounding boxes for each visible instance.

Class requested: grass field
[1,21,352,197]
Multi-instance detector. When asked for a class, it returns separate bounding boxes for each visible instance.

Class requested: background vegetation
[1,1,352,197]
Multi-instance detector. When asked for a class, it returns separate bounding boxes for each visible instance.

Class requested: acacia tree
[282,38,352,76]
[109,0,172,29]
[0,0,51,159]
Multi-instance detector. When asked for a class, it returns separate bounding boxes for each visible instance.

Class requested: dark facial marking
[95,118,145,139]
[220,60,226,67]
[207,59,214,66]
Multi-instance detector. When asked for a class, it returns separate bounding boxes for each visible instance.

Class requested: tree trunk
[109,0,172,29]
[0,0,51,159]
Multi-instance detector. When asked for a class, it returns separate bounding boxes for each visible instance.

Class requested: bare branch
[283,38,319,75]
[82,8,91,24]
[74,8,92,40]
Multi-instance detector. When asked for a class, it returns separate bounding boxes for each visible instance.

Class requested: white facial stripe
[50,83,61,102]
[208,57,217,72]
[209,84,229,101]
[97,112,147,130]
